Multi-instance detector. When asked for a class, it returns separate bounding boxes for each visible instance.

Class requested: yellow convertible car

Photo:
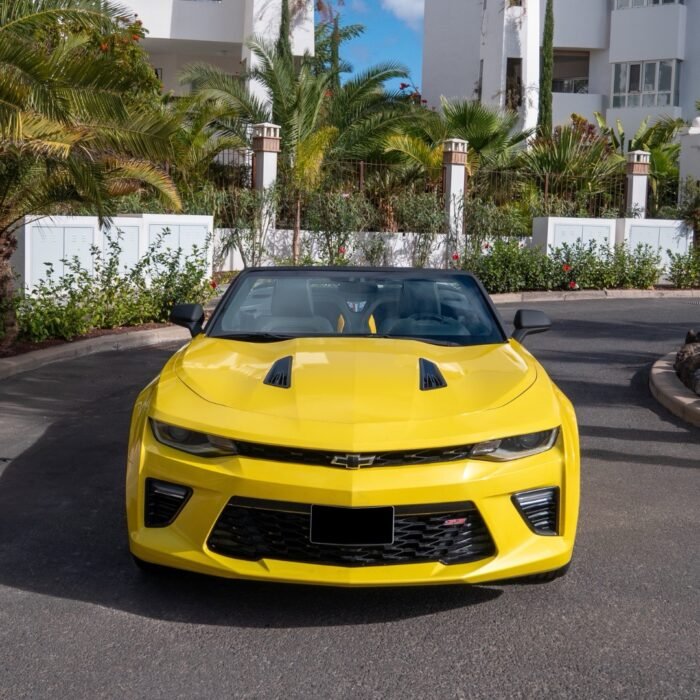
[127,268,579,586]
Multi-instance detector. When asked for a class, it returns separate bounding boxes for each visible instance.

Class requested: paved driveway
[0,299,698,699]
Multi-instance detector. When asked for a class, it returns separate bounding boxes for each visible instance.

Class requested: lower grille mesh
[207,499,495,567]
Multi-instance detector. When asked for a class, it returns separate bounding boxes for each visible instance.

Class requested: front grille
[207,498,496,567]
[234,440,474,468]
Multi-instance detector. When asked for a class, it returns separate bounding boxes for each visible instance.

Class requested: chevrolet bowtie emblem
[330,454,377,469]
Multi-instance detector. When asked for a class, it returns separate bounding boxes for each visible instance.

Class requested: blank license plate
[310,506,394,546]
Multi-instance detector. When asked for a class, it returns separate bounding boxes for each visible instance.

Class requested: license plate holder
[310,505,394,546]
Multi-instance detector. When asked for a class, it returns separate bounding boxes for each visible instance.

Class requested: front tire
[131,553,166,575]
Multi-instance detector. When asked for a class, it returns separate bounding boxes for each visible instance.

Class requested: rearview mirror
[512,309,551,344]
[170,303,205,337]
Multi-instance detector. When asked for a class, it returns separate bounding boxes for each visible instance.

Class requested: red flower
[210,280,218,289]
[483,242,491,250]
[338,246,346,255]
[568,280,577,290]
[132,34,140,41]
[451,252,460,261]
[562,263,572,272]
[99,42,109,52]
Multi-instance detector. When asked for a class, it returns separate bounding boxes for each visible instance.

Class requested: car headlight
[470,428,559,461]
[150,419,238,458]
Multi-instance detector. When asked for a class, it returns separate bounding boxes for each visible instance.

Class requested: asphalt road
[0,299,698,699]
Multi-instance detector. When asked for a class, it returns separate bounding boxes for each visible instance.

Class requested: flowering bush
[16,230,213,342]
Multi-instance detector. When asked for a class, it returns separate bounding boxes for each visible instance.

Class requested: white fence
[12,215,214,290]
[532,217,692,267]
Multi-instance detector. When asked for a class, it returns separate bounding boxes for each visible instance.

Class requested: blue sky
[334,0,425,91]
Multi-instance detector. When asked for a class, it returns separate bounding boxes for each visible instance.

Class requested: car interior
[212,275,500,342]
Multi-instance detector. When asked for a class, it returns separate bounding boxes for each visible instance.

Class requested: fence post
[443,138,468,242]
[251,123,281,235]
[626,150,651,218]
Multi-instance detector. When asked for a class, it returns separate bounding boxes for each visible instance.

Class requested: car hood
[157,336,557,451]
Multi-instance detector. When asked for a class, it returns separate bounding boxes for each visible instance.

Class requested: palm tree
[0,0,181,348]
[383,98,531,187]
[182,32,408,261]
[594,113,686,214]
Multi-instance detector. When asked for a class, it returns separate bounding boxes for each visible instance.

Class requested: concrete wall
[422,0,482,107]
[553,93,605,127]
[679,126,700,186]
[680,1,700,119]
[606,106,684,143]
[148,49,243,93]
[12,215,214,291]
[480,0,507,110]
[532,217,617,252]
[616,218,693,269]
[127,0,247,44]
[545,0,609,50]
[609,3,685,64]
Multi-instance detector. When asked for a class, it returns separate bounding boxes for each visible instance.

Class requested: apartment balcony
[553,91,605,127]
[610,2,686,63]
[126,0,247,45]
[547,0,609,50]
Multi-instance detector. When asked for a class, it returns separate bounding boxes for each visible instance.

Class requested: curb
[0,326,190,382]
[649,352,700,429]
[491,289,700,304]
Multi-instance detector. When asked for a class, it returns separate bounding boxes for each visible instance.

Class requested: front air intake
[145,478,192,527]
[513,487,559,535]
[264,356,293,388]
[419,359,447,391]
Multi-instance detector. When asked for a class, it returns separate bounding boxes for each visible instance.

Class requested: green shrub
[305,192,375,265]
[667,250,700,289]
[459,238,663,294]
[16,230,213,342]
[462,239,555,294]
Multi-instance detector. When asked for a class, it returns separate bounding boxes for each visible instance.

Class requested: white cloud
[380,0,425,29]
[350,0,369,13]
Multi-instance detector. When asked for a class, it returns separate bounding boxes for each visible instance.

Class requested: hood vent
[264,356,293,389]
[419,359,447,391]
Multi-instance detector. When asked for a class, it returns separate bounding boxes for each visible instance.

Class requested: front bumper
[127,417,579,586]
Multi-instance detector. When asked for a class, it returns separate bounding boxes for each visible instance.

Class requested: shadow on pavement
[0,405,501,628]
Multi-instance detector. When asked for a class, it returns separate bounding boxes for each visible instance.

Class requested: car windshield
[207,270,506,347]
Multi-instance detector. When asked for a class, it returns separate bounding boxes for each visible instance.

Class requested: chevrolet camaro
[126,268,580,586]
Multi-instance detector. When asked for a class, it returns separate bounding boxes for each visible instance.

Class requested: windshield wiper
[214,333,292,343]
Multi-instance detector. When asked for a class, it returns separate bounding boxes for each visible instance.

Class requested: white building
[123,0,315,95]
[422,0,699,137]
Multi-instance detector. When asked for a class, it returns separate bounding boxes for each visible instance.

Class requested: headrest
[398,280,440,317]
[271,278,314,317]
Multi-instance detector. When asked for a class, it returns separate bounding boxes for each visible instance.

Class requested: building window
[616,0,684,8]
[552,51,589,94]
[611,60,681,107]
[507,0,523,7]
[506,58,522,111]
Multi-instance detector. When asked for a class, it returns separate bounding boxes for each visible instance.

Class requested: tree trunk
[293,193,302,264]
[0,256,18,352]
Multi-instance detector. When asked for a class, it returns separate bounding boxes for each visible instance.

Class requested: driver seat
[380,280,442,334]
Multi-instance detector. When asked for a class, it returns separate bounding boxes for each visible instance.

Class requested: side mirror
[512,309,551,344]
[170,303,205,337]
